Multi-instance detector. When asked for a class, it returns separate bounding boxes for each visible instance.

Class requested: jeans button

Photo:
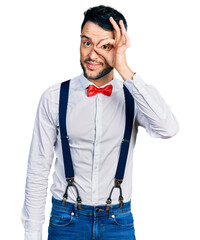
[96,208,100,212]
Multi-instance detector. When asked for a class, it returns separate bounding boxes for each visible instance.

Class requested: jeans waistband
[51,196,131,218]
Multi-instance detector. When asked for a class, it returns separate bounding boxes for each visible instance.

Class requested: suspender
[59,79,135,210]
[59,80,82,209]
[105,84,135,210]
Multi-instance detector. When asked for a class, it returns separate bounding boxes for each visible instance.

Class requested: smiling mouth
[86,61,102,70]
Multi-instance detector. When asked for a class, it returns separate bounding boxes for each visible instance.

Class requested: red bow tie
[87,84,113,97]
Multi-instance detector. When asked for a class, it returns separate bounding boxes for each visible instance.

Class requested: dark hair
[81,5,127,32]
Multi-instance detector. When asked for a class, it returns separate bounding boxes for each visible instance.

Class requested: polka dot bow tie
[87,84,113,97]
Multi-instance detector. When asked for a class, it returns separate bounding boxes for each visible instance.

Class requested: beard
[80,59,113,80]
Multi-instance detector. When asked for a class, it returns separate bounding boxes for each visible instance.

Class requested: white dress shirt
[21,72,179,240]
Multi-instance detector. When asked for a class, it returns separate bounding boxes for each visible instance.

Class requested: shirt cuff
[24,231,42,240]
[123,72,146,92]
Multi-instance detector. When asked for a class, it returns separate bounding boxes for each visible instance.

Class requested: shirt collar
[79,72,122,93]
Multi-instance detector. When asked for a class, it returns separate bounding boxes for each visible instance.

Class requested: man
[21,5,179,240]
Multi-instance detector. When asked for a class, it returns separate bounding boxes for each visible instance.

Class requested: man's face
[80,21,114,80]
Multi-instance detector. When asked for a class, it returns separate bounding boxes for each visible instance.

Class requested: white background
[0,0,199,239]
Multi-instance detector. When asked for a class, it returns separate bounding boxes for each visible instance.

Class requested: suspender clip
[61,178,74,206]
[67,177,74,186]
[105,179,124,210]
[77,196,82,210]
[119,195,124,208]
[115,179,122,187]
[62,177,82,209]
[106,198,111,211]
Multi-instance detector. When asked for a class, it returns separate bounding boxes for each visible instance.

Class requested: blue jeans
[48,196,136,240]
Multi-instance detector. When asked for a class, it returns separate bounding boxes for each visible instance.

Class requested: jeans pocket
[112,211,134,228]
[49,207,75,228]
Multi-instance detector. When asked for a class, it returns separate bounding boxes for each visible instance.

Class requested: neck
[87,70,114,87]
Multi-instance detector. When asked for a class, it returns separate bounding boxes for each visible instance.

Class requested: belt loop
[73,203,78,217]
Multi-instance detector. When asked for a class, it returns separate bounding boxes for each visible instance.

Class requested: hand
[96,17,135,80]
[96,17,129,70]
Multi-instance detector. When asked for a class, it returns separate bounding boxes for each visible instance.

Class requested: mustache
[84,58,103,65]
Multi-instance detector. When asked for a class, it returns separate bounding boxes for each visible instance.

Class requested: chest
[66,90,126,145]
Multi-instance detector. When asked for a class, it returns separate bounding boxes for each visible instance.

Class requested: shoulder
[41,82,61,101]
[39,75,81,107]
[36,82,61,121]
[41,76,80,99]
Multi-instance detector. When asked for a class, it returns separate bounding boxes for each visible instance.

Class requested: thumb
[94,46,106,57]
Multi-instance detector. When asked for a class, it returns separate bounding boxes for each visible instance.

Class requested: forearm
[115,55,136,81]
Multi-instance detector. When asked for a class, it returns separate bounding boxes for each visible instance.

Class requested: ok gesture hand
[96,17,135,80]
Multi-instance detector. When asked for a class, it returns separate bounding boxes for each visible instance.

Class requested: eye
[101,44,112,50]
[83,41,91,47]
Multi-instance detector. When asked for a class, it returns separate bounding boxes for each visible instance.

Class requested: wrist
[115,55,135,81]
[116,64,136,81]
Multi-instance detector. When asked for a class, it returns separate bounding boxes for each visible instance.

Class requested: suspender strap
[59,80,74,178]
[115,85,135,180]
[59,80,82,209]
[106,85,135,210]
[59,80,134,210]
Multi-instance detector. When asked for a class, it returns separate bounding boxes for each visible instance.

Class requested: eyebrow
[80,35,91,40]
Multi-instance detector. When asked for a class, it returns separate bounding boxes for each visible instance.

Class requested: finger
[124,32,130,48]
[97,38,115,48]
[119,19,126,36]
[109,17,121,40]
[94,46,107,58]
[119,20,129,45]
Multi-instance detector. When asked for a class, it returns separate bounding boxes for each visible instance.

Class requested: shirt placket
[91,93,102,204]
